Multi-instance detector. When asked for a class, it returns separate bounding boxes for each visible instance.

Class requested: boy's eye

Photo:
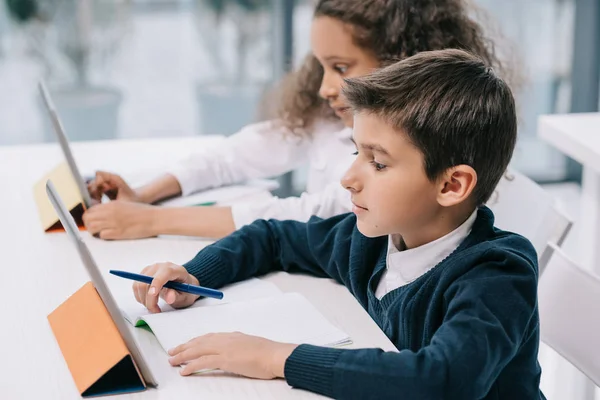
[371,161,387,171]
[334,64,348,74]
[352,151,358,156]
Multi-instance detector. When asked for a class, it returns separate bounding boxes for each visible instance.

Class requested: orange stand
[48,282,146,397]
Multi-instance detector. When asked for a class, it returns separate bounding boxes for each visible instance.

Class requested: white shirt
[375,210,479,299]
[166,119,356,228]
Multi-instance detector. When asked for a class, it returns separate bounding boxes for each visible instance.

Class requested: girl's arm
[164,120,311,197]
[231,181,352,228]
[89,121,311,204]
[84,180,353,240]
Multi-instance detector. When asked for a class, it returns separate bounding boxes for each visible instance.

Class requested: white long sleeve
[166,118,355,228]
[166,120,317,196]
[230,181,353,228]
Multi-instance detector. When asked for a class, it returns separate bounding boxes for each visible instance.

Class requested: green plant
[5,0,38,22]
[205,0,270,15]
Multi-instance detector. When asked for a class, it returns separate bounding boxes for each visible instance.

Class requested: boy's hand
[168,332,298,379]
[87,171,140,202]
[83,201,157,240]
[133,262,201,313]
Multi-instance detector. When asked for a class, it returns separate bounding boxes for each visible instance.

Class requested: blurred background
[0,0,598,193]
[1,1,599,397]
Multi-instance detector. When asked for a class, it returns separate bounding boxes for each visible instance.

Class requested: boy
[134,49,544,399]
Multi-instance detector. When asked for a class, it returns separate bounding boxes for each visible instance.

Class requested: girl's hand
[87,171,140,202]
[168,332,298,379]
[83,201,157,240]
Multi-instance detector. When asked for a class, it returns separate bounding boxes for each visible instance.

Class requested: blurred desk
[0,138,395,399]
[538,113,600,275]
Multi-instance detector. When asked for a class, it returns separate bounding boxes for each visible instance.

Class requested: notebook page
[140,292,352,352]
[116,278,282,326]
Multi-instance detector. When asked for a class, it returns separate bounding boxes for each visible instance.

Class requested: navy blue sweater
[184,207,545,399]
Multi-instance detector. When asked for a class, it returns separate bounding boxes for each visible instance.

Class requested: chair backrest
[486,169,573,271]
[538,244,600,387]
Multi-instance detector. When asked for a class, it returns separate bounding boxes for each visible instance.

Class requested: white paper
[117,278,282,325]
[139,292,352,353]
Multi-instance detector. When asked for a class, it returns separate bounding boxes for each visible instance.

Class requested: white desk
[0,138,396,399]
[538,114,600,400]
[538,113,600,274]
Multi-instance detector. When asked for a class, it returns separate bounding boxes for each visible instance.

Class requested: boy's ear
[436,165,477,207]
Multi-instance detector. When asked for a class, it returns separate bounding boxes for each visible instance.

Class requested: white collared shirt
[375,210,479,299]
[166,119,355,228]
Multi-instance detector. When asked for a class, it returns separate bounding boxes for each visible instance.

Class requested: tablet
[39,81,94,208]
[46,179,158,387]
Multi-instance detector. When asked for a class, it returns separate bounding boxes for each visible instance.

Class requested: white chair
[486,169,573,272]
[538,244,600,399]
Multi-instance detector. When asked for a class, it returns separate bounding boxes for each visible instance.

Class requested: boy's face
[341,113,442,239]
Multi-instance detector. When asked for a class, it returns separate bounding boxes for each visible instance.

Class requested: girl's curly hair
[264,0,514,137]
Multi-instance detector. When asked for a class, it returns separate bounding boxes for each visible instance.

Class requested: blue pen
[109,270,224,300]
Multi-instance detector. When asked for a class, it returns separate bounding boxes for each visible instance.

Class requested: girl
[84,0,507,240]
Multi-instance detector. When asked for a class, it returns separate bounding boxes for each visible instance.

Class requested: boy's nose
[341,163,362,193]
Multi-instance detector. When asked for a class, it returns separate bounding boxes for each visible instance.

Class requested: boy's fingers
[180,355,221,376]
[168,334,212,356]
[132,264,159,305]
[144,266,175,313]
[145,289,161,313]
[133,282,141,303]
[160,288,179,305]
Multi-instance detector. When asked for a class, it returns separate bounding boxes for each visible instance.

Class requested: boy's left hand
[168,332,298,379]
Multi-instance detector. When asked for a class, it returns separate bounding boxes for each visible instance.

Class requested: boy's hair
[265,0,509,136]
[342,49,517,206]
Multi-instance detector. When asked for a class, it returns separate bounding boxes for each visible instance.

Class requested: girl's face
[310,16,380,128]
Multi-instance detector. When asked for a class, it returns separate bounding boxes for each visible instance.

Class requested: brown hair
[264,0,509,137]
[343,49,517,205]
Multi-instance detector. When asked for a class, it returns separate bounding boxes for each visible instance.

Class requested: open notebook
[118,278,282,327]
[141,293,352,353]
[117,279,351,353]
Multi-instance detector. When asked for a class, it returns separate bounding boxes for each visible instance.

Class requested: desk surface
[538,112,600,173]
[0,138,395,399]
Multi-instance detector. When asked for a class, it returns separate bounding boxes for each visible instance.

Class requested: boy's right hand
[87,171,141,203]
[133,262,201,313]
